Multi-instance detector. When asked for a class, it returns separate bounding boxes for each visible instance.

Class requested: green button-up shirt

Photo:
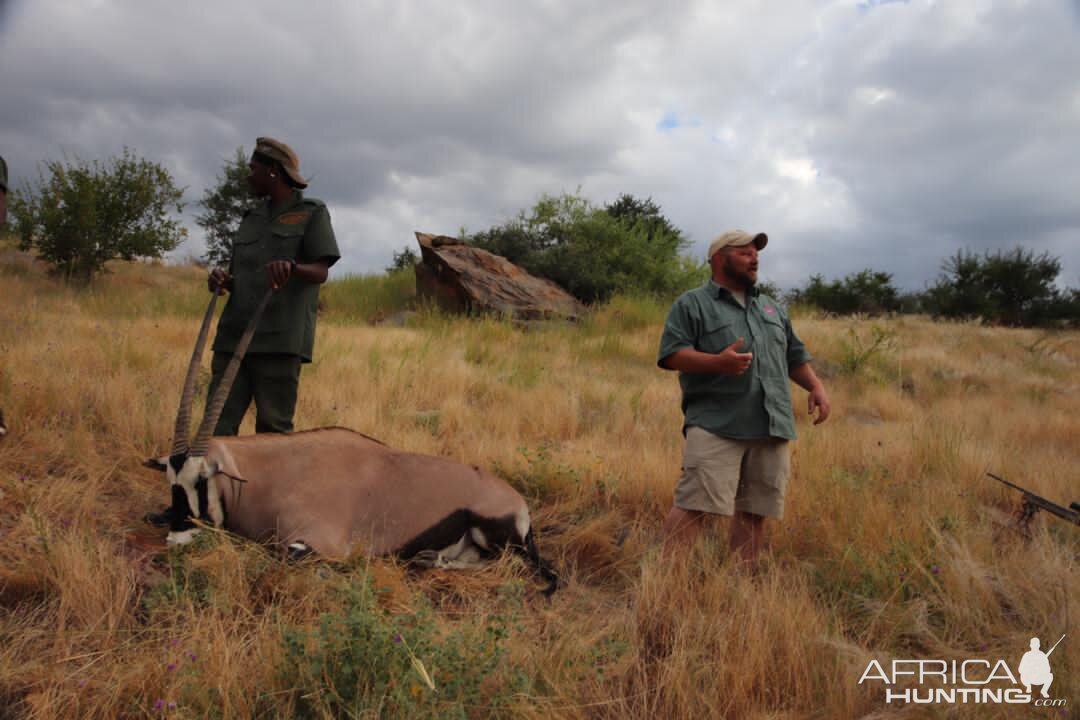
[657,281,812,440]
[212,191,340,362]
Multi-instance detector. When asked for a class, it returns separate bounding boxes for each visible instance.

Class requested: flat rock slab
[414,232,586,321]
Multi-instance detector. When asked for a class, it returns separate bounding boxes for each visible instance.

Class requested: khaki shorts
[674,426,791,519]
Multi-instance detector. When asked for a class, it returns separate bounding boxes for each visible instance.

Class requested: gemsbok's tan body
[149,288,557,594]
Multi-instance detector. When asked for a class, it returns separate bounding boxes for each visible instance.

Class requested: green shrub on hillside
[280,577,530,718]
[788,270,901,316]
[10,148,186,283]
[467,191,705,304]
[924,247,1077,327]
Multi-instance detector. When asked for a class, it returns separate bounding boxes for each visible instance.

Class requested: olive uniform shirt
[657,281,812,441]
[212,191,340,362]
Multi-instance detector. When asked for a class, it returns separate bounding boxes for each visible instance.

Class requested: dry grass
[0,252,1076,718]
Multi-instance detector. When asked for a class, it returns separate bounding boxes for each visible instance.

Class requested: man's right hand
[713,338,753,375]
[208,268,231,294]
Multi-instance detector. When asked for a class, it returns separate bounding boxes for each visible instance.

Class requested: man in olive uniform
[145,138,337,526]
[205,137,340,435]
[657,230,830,568]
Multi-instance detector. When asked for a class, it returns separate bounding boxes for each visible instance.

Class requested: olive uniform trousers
[208,352,301,435]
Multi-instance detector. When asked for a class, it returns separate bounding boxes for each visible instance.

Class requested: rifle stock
[988,473,1080,527]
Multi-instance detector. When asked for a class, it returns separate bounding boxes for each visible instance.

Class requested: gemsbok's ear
[144,457,169,472]
[207,453,246,483]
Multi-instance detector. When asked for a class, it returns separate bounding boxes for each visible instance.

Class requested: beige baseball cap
[707,230,768,260]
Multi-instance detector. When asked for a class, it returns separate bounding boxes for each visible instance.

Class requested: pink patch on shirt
[764,306,777,314]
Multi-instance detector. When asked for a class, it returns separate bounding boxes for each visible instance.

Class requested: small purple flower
[186,651,196,661]
[78,679,88,688]
[393,634,403,644]
[154,699,165,710]
[166,663,177,672]
[170,639,180,647]
[168,702,177,709]
[931,566,940,575]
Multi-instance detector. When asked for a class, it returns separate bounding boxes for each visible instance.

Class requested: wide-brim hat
[253,137,308,189]
[707,230,768,260]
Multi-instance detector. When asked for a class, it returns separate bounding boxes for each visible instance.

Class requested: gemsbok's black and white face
[165,455,201,545]
[145,452,227,546]
[148,286,271,548]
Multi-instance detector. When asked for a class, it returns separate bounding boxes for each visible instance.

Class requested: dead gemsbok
[147,290,558,594]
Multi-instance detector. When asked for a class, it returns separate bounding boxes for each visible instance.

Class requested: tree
[467,191,703,303]
[922,250,993,321]
[196,147,257,268]
[924,247,1073,327]
[386,246,420,273]
[10,148,186,282]
[755,279,783,300]
[605,194,683,242]
[788,269,900,315]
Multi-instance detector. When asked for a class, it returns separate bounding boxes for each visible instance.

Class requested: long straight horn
[190,289,274,457]
[171,292,221,456]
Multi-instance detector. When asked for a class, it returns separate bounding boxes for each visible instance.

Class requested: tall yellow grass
[0,252,1076,718]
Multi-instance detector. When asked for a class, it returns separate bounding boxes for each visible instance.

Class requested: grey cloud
[1,0,1077,292]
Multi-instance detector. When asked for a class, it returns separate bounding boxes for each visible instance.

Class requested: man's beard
[724,259,757,288]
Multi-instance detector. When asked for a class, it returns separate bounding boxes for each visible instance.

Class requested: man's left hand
[808,386,830,425]
[266,260,295,290]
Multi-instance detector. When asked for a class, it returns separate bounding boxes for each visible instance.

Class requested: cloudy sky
[2,0,1078,290]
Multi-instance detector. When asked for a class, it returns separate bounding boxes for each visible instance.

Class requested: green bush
[10,148,186,283]
[788,270,900,315]
[386,246,420,273]
[280,576,530,719]
[467,191,705,304]
[837,324,897,377]
[923,247,1077,327]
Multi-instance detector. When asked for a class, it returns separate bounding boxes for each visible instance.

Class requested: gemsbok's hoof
[286,541,314,561]
[410,549,440,568]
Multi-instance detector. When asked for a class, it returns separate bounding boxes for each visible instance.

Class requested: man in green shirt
[206,137,341,435]
[657,230,830,568]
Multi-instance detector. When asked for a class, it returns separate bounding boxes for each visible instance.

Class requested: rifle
[988,473,1079,535]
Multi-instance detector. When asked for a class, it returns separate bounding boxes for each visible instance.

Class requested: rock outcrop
[414,232,585,320]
